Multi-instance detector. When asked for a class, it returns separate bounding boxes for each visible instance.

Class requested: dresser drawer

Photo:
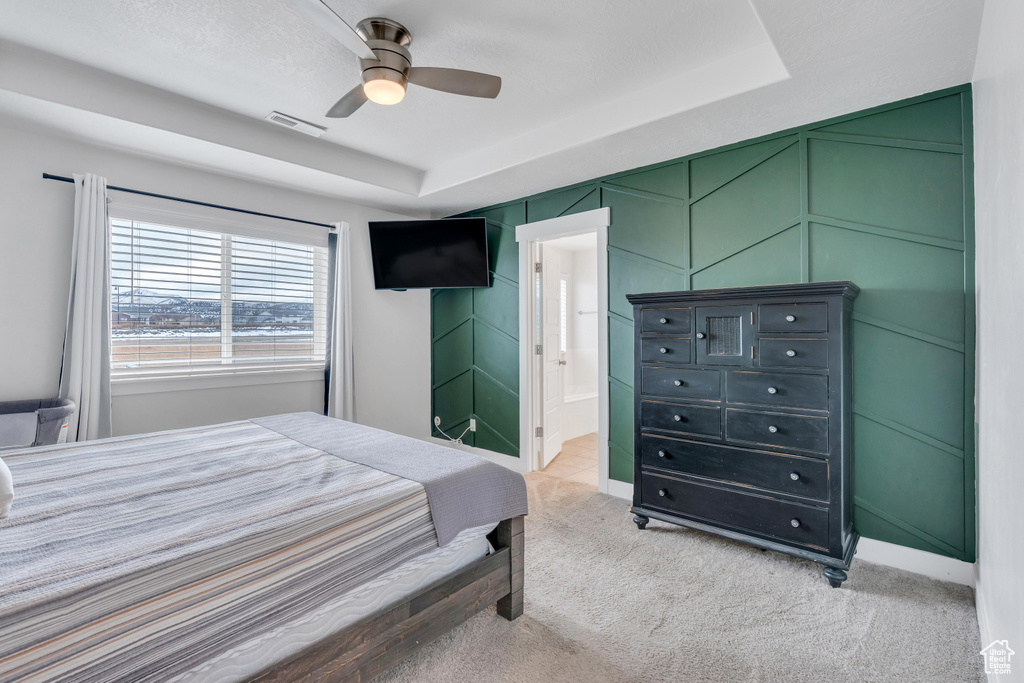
[641,435,829,500]
[641,366,720,401]
[726,409,829,454]
[641,338,691,364]
[758,303,828,333]
[758,338,828,369]
[641,307,692,335]
[641,400,721,439]
[641,472,829,549]
[726,371,829,410]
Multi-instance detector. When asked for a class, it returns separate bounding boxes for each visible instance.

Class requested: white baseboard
[427,436,529,473]
[974,568,996,681]
[606,479,633,501]
[855,537,975,586]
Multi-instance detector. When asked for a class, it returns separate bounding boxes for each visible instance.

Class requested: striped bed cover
[0,419,481,682]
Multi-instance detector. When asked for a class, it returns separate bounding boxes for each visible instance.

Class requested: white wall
[569,246,599,395]
[0,118,432,441]
[560,242,599,441]
[972,0,1024,667]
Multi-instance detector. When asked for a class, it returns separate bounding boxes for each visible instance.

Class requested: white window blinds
[110,218,328,378]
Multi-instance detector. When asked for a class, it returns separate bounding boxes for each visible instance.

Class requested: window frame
[107,203,331,386]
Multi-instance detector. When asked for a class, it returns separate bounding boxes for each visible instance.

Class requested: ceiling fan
[294,0,503,118]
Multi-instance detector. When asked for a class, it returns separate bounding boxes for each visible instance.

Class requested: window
[110,218,328,378]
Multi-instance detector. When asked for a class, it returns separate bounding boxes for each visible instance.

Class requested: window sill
[110,367,325,396]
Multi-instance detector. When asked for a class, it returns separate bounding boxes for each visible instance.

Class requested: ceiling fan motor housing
[357,18,412,89]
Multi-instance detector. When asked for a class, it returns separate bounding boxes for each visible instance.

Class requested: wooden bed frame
[251,515,525,683]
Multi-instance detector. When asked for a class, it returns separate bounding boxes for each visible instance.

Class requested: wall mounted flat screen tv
[368,218,490,290]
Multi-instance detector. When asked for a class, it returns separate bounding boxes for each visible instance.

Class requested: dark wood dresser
[626,281,859,587]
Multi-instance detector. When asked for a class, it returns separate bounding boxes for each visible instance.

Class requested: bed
[0,413,527,682]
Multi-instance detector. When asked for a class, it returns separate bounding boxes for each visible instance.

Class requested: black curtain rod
[42,173,335,230]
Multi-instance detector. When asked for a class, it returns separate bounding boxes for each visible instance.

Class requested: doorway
[515,208,610,493]
[535,233,600,484]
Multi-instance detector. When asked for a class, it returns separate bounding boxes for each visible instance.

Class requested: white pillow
[0,456,12,519]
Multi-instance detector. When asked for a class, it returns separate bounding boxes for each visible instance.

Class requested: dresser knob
[696,332,705,339]
[786,349,796,357]
[659,317,668,324]
[767,386,778,395]
[790,472,800,481]
[785,314,796,323]
[768,425,778,433]
[658,450,667,458]
[673,415,683,422]
[659,347,668,354]
[790,518,801,528]
[659,488,668,497]
[673,379,683,386]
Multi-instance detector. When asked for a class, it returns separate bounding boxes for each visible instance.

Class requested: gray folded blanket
[254,413,528,546]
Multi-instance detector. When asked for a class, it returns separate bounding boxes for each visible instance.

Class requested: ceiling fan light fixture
[363,77,406,105]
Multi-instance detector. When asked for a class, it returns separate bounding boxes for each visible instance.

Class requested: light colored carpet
[378,473,983,682]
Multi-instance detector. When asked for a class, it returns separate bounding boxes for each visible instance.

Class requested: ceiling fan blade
[327,84,368,118]
[408,67,501,99]
[292,0,377,61]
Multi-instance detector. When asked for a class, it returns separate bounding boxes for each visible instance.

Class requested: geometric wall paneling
[473,275,519,338]
[603,188,687,266]
[476,203,526,230]
[473,369,519,453]
[430,206,521,456]
[527,185,599,223]
[486,221,520,284]
[607,247,687,319]
[690,142,801,270]
[432,319,473,387]
[608,314,635,387]
[474,413,518,455]
[852,415,966,557]
[562,188,602,218]
[812,93,963,146]
[689,135,798,200]
[608,379,635,481]
[435,85,976,559]
[474,319,519,393]
[609,442,633,483]
[432,287,473,338]
[604,161,687,200]
[690,225,802,290]
[807,138,965,243]
[808,223,966,344]
[852,322,965,451]
[432,369,474,433]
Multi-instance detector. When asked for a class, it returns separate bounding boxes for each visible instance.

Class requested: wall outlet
[469,418,477,432]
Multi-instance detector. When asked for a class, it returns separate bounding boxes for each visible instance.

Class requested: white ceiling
[0,0,986,217]
[545,232,598,253]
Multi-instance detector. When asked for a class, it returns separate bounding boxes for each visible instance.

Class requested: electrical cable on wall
[433,416,472,444]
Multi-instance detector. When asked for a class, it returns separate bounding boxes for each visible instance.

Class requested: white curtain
[327,222,355,421]
[58,173,112,442]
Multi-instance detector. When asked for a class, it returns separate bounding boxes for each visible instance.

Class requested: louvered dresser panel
[626,281,860,588]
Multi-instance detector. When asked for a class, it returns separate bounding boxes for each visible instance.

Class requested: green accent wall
[432,85,977,562]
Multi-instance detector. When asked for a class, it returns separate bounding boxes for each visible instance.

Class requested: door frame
[515,207,611,493]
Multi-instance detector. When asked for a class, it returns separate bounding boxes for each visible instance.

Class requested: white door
[540,246,565,467]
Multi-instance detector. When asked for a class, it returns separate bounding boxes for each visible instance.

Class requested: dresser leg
[823,566,847,588]
[633,514,649,530]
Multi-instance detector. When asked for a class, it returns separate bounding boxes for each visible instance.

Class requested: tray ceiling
[0,0,984,216]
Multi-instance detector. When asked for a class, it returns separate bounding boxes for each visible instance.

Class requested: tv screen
[368,218,490,290]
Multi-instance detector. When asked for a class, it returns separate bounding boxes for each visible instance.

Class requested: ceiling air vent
[265,111,327,137]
